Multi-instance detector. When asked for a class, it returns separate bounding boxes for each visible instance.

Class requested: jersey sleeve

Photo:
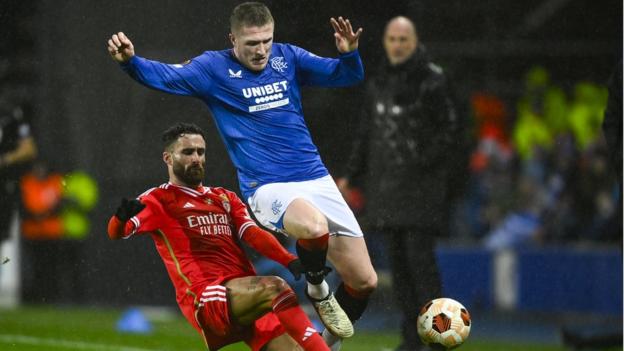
[126,194,167,237]
[224,189,257,238]
[290,44,364,87]
[107,194,166,240]
[241,226,296,267]
[121,53,214,97]
[107,194,165,240]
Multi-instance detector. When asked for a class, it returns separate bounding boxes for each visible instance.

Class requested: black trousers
[385,227,442,348]
[0,180,19,242]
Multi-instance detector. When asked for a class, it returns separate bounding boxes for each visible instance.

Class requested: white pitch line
[0,334,159,351]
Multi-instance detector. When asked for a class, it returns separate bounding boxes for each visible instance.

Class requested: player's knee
[261,276,290,298]
[352,271,378,296]
[301,213,328,238]
[284,199,329,239]
[365,272,378,293]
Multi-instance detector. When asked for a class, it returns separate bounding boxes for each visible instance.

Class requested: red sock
[272,289,329,351]
[345,283,370,300]
[297,233,329,251]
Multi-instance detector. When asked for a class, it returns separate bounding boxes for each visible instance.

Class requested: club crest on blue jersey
[270,56,288,72]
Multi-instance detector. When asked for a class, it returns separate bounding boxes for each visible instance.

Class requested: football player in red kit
[107,122,328,351]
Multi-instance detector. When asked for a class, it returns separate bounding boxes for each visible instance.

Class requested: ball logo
[417,298,471,348]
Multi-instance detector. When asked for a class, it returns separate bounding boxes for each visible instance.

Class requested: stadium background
[0,0,621,350]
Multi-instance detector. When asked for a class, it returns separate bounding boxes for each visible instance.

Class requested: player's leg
[283,198,354,338]
[290,175,377,347]
[326,235,377,348]
[315,235,377,350]
[225,276,328,351]
[247,178,355,338]
[283,198,331,298]
[261,333,303,351]
[248,183,335,303]
[327,235,377,319]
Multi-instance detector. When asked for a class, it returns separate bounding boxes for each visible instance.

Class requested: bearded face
[172,156,205,187]
[165,133,206,188]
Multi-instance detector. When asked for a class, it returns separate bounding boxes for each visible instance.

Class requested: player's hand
[330,16,363,53]
[115,198,145,222]
[287,258,304,281]
[107,32,135,63]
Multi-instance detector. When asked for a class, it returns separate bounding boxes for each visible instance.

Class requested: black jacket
[602,61,622,181]
[346,47,467,229]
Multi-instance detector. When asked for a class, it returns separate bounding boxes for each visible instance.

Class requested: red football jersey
[122,182,258,330]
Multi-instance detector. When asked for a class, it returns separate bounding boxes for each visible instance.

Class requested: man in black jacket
[337,16,467,351]
[0,102,37,265]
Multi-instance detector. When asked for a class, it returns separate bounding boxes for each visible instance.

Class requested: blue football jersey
[121,43,364,198]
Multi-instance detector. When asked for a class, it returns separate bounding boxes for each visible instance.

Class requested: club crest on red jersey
[219,194,230,212]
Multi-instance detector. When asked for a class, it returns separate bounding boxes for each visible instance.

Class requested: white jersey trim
[238,222,256,239]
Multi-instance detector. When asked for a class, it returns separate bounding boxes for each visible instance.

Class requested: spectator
[0,102,37,257]
[337,16,468,351]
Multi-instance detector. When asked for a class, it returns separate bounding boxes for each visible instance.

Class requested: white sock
[323,329,343,350]
[307,280,330,300]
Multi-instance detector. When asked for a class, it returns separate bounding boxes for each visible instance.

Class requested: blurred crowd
[454,66,620,249]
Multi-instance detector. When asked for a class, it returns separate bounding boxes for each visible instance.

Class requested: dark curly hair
[162,122,206,151]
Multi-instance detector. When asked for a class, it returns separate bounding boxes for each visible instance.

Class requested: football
[417,298,471,349]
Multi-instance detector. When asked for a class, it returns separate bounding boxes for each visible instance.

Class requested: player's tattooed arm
[247,276,262,292]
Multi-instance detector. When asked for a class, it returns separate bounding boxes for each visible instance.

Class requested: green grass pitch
[0,305,593,351]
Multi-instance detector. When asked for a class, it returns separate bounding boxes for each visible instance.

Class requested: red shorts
[195,284,286,350]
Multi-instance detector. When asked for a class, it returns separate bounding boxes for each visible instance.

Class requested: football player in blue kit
[107,3,377,349]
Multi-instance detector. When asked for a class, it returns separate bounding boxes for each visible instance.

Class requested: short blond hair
[230,2,274,33]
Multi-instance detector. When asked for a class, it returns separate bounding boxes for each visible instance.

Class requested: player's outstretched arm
[242,226,303,280]
[330,16,363,53]
[106,31,202,96]
[107,198,145,240]
[107,32,135,63]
